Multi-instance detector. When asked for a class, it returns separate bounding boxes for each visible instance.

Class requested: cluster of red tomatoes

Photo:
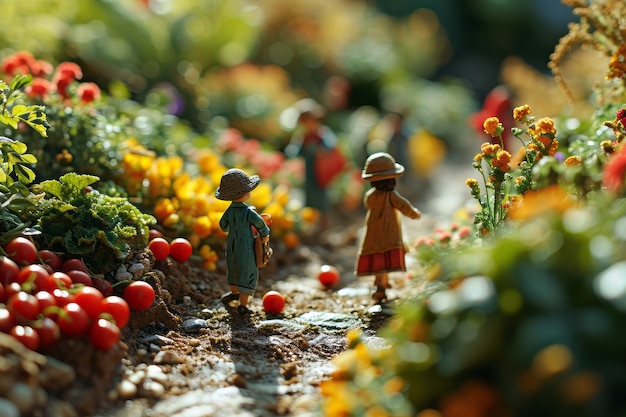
[0,237,156,353]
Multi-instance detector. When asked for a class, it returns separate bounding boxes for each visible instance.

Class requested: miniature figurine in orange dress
[355,152,421,303]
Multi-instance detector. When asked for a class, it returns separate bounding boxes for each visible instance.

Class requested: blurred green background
[0,0,575,153]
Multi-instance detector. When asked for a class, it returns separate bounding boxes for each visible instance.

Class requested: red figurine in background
[355,152,421,303]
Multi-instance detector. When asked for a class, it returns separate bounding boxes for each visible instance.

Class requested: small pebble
[117,380,137,399]
[182,318,208,333]
[154,350,184,365]
[183,296,192,306]
[0,398,20,417]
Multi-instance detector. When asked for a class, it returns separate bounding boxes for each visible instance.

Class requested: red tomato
[149,237,170,261]
[57,302,90,336]
[318,265,340,287]
[262,290,285,314]
[33,317,60,349]
[123,281,155,311]
[4,237,38,266]
[52,288,75,307]
[98,296,130,328]
[90,318,120,351]
[10,325,40,351]
[61,258,89,274]
[38,250,62,271]
[169,238,193,262]
[149,229,164,240]
[4,282,22,299]
[92,278,113,297]
[50,271,72,290]
[35,291,58,319]
[66,270,93,287]
[16,265,52,293]
[0,282,4,303]
[0,256,19,286]
[0,308,16,333]
[7,291,40,321]
[74,286,104,319]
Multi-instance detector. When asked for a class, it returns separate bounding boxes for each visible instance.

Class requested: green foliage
[0,74,48,240]
[331,197,626,416]
[33,173,156,273]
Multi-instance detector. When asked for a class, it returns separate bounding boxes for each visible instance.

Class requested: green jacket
[219,202,270,294]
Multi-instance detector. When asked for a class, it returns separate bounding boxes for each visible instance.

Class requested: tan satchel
[254,234,273,268]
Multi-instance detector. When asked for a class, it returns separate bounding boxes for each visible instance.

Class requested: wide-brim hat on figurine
[361,152,405,181]
[215,168,260,201]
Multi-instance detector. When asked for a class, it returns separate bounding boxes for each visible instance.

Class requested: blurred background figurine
[284,98,343,236]
[216,168,271,316]
[355,152,421,303]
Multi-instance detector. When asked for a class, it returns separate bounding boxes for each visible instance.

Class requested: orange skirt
[356,248,406,275]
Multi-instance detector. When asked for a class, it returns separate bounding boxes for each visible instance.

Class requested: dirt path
[91,218,431,417]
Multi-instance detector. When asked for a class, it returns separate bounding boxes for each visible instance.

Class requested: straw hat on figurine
[215,168,260,201]
[361,152,405,182]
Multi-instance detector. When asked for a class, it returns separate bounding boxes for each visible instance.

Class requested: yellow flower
[465,178,479,188]
[483,117,501,137]
[564,156,582,167]
[507,185,575,220]
[513,104,532,122]
[473,153,483,163]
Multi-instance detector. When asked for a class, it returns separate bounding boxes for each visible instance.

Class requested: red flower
[617,108,626,127]
[77,82,101,104]
[30,60,53,78]
[53,62,83,81]
[603,147,626,192]
[25,77,54,99]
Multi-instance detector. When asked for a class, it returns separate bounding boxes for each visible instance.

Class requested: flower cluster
[2,51,100,104]
[466,105,563,235]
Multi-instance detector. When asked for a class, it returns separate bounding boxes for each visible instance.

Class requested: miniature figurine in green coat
[216,168,270,315]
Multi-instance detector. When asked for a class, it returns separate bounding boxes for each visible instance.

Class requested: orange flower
[564,156,582,167]
[483,117,501,137]
[513,104,532,122]
[480,142,499,156]
[493,149,512,172]
[608,46,626,79]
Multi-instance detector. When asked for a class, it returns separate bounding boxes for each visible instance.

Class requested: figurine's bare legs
[373,273,390,302]
[239,293,250,307]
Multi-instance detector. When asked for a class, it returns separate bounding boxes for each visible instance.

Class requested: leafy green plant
[0,74,49,241]
[33,173,156,273]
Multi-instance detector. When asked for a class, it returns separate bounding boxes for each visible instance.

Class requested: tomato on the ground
[123,281,155,311]
[169,238,193,262]
[98,296,130,328]
[90,318,121,351]
[7,291,40,321]
[0,256,20,286]
[10,325,40,351]
[38,250,62,272]
[262,290,286,314]
[4,237,38,266]
[16,264,52,293]
[66,270,93,287]
[61,258,90,274]
[33,317,60,349]
[57,302,90,336]
[74,286,104,319]
[149,237,170,261]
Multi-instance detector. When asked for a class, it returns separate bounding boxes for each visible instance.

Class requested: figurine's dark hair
[371,178,396,191]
